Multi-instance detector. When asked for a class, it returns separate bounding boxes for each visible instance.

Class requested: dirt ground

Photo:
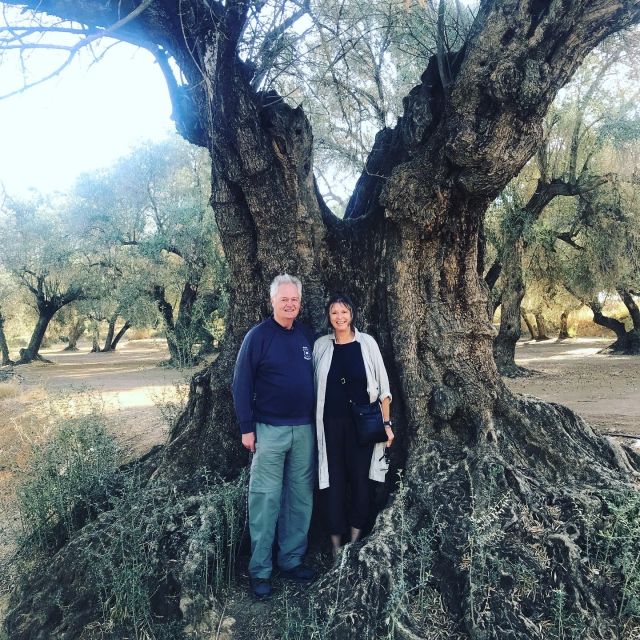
[0,335,639,630]
[504,337,640,439]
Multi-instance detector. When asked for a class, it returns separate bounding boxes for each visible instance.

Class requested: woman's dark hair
[325,293,357,331]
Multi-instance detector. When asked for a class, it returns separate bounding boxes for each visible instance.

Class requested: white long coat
[313,329,392,490]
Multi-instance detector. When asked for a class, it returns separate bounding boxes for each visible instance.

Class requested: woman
[313,293,394,557]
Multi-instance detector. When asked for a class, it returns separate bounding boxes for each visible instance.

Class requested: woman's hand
[385,426,394,447]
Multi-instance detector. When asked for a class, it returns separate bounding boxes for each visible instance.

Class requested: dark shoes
[250,577,272,600]
[279,564,317,583]
[250,565,315,598]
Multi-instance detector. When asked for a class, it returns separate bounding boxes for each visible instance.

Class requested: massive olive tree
[3,1,640,638]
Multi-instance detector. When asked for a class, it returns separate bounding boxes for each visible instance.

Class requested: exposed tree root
[599,332,640,356]
[15,350,54,366]
[497,363,537,379]
[307,392,640,639]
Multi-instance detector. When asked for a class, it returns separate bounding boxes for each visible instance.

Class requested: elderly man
[232,274,316,599]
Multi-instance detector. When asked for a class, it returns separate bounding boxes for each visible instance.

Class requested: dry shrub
[127,328,156,340]
[16,411,119,552]
[0,381,20,401]
[569,302,630,338]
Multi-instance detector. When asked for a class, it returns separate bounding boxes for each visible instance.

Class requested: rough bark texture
[108,320,131,351]
[557,311,568,340]
[63,317,85,351]
[17,309,55,364]
[493,234,526,376]
[521,309,537,340]
[534,312,550,341]
[592,293,640,355]
[101,315,117,352]
[5,1,640,639]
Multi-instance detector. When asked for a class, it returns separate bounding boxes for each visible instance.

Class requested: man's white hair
[270,273,302,299]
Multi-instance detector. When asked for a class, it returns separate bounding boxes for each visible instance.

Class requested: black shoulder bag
[342,375,387,445]
[350,400,388,446]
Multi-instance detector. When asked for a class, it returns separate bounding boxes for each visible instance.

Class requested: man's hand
[242,432,256,453]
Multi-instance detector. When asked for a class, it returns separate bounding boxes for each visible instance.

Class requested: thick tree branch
[618,288,640,330]
[555,231,585,251]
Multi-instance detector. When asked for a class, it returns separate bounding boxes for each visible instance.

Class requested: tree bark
[619,289,640,331]
[108,320,131,351]
[5,1,640,639]
[154,280,203,366]
[63,316,85,351]
[521,309,536,340]
[17,307,56,364]
[90,320,100,353]
[101,315,117,352]
[591,293,640,355]
[492,169,605,373]
[484,258,502,292]
[15,280,82,364]
[534,312,550,341]
[173,281,200,365]
[0,309,13,365]
[557,309,570,340]
[493,235,526,376]
[152,285,183,365]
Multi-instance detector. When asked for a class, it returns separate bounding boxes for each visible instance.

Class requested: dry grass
[0,381,20,401]
[127,328,158,340]
[568,304,630,338]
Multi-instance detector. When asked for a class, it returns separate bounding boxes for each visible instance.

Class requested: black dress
[323,341,374,533]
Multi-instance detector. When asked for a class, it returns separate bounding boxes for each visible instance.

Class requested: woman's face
[329,302,352,332]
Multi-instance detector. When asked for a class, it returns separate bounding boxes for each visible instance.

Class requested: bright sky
[0,41,174,197]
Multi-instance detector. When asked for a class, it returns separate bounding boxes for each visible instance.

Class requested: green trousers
[248,422,315,579]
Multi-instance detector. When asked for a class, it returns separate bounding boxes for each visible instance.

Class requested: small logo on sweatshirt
[302,346,311,360]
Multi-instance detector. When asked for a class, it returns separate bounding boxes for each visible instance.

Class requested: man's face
[272,283,301,327]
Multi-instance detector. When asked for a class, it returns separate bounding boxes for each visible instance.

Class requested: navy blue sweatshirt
[232,318,315,434]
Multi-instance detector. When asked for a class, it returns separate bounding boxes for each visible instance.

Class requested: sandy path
[506,337,640,437]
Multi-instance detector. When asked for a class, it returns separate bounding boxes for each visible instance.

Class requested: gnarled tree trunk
[591,292,640,355]
[90,320,100,353]
[16,280,82,364]
[63,316,85,351]
[17,307,56,364]
[0,309,13,365]
[101,315,117,352]
[5,2,640,639]
[521,309,537,340]
[557,309,570,340]
[107,320,131,351]
[153,281,202,366]
[534,312,550,341]
[493,174,596,373]
[493,234,525,376]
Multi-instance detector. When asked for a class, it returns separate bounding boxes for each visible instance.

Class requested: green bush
[16,412,118,552]
[80,469,247,638]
